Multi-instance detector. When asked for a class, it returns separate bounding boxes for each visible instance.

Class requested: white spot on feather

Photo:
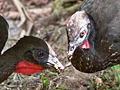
[111,52,117,56]
[109,44,113,49]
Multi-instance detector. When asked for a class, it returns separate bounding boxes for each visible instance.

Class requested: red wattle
[14,61,44,75]
[79,39,90,49]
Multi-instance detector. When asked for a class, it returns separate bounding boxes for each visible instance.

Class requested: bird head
[9,36,64,75]
[67,11,91,60]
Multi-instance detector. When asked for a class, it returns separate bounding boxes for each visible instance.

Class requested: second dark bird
[67,0,120,73]
[0,15,64,83]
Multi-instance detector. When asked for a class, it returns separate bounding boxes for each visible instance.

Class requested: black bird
[67,0,120,73]
[0,15,64,83]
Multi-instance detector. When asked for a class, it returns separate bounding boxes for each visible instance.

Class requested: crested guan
[0,15,64,83]
[67,0,120,73]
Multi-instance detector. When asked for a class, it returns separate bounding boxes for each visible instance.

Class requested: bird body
[67,0,120,73]
[0,15,64,83]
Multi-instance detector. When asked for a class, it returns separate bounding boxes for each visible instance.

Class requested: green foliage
[91,65,120,89]
[102,74,110,82]
[41,73,50,90]
[111,65,120,82]
[95,65,120,89]
[110,65,120,89]
[49,71,58,76]
[48,70,60,79]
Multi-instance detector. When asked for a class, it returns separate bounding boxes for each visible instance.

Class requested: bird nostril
[71,47,74,51]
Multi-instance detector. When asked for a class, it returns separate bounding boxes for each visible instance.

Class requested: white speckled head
[67,10,91,59]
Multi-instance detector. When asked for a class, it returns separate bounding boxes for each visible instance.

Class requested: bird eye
[37,51,44,58]
[80,30,86,38]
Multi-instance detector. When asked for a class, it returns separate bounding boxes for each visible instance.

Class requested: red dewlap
[79,39,90,49]
[14,61,44,75]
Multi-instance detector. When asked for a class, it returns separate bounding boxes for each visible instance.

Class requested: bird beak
[41,55,64,73]
[68,45,77,61]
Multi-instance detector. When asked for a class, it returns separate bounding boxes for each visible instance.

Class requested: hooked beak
[41,55,64,73]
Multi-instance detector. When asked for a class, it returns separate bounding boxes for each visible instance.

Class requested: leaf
[49,71,57,75]
[43,78,49,85]
[41,73,44,81]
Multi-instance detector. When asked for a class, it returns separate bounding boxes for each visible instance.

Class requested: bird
[66,0,120,73]
[0,15,64,83]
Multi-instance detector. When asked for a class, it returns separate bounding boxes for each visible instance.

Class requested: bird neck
[84,12,96,51]
[1,47,44,75]
[0,31,8,55]
[0,51,19,83]
[0,15,8,54]
[87,12,96,41]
